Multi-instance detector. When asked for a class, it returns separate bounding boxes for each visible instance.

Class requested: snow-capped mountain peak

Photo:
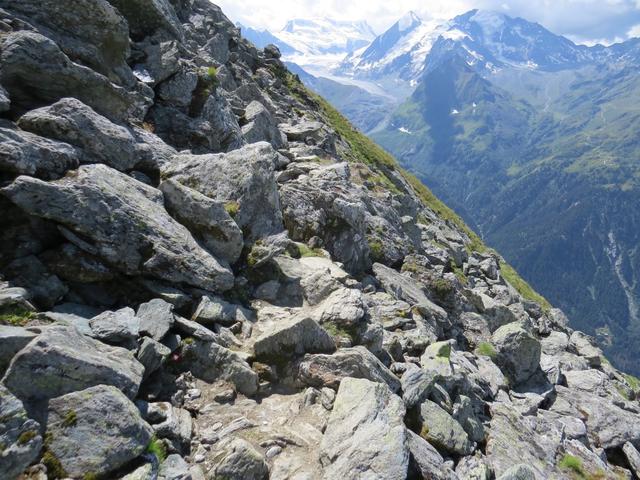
[397,11,422,32]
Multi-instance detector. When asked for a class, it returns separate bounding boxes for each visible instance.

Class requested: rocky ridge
[0,1,639,479]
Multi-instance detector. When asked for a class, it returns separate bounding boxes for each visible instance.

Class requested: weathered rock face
[2,164,234,292]
[45,385,153,478]
[0,385,42,480]
[162,142,283,240]
[320,378,409,480]
[2,326,144,402]
[1,0,640,478]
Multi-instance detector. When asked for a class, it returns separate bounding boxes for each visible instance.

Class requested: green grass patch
[367,238,384,262]
[0,305,35,326]
[42,450,67,479]
[61,410,77,428]
[146,436,167,463]
[500,261,551,311]
[558,454,585,476]
[476,342,497,359]
[17,430,37,445]
[224,200,239,218]
[624,374,640,392]
[207,66,218,80]
[296,243,324,258]
[431,278,454,300]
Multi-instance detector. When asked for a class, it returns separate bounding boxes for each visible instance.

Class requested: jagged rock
[455,455,491,479]
[415,399,474,455]
[496,464,536,480]
[107,0,184,41]
[2,164,234,292]
[40,242,116,283]
[241,100,286,148]
[191,295,252,326]
[0,385,42,480]
[88,307,140,347]
[17,98,141,171]
[373,263,448,321]
[120,463,153,480]
[453,395,485,443]
[137,337,171,378]
[407,429,458,480]
[401,363,441,409]
[279,121,324,142]
[3,0,133,85]
[486,402,562,477]
[137,298,175,341]
[181,339,259,396]
[320,377,409,479]
[159,454,192,480]
[253,316,335,361]
[491,322,541,384]
[201,90,244,151]
[623,442,640,478]
[151,403,192,453]
[173,316,217,341]
[0,31,148,121]
[0,326,37,375]
[0,124,80,179]
[295,346,401,392]
[213,438,269,480]
[2,255,68,310]
[46,385,153,478]
[162,142,283,240]
[159,179,243,264]
[420,340,454,377]
[299,267,342,306]
[311,287,366,329]
[569,331,602,367]
[157,67,198,108]
[2,326,144,402]
[0,85,9,112]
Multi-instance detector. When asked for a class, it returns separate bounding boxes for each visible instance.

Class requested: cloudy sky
[215,0,640,45]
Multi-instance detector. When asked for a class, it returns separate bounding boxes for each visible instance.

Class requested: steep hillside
[372,11,640,375]
[1,2,640,480]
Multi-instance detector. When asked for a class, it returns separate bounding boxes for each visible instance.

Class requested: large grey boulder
[0,385,42,480]
[137,337,171,378]
[406,430,458,480]
[213,438,269,480]
[0,31,148,121]
[320,377,409,479]
[253,316,335,361]
[162,142,283,240]
[181,340,259,396]
[0,326,37,375]
[401,364,441,409]
[2,164,234,292]
[46,385,153,478]
[160,179,243,264]
[136,298,175,341]
[491,322,541,384]
[241,101,286,149]
[159,454,193,480]
[18,98,140,171]
[415,399,474,456]
[89,307,140,347]
[295,346,401,392]
[1,0,133,85]
[2,326,144,402]
[107,0,184,40]
[191,295,253,327]
[496,464,537,480]
[3,255,68,310]
[0,125,80,179]
[623,442,640,478]
[569,331,602,367]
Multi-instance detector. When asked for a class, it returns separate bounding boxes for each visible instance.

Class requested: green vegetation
[450,262,468,284]
[431,278,454,301]
[476,342,497,359]
[322,322,356,342]
[42,450,67,479]
[296,243,324,258]
[367,238,384,262]
[624,373,640,392]
[224,200,239,218]
[207,66,218,81]
[558,454,585,476]
[500,261,551,311]
[17,430,37,445]
[146,436,167,463]
[0,305,35,326]
[83,474,98,480]
[61,410,77,428]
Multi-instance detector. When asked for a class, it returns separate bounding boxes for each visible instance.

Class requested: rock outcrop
[0,1,638,479]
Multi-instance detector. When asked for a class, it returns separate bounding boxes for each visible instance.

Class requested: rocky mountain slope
[343,9,640,375]
[1,1,640,480]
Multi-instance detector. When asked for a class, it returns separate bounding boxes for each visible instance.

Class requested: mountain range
[246,9,640,374]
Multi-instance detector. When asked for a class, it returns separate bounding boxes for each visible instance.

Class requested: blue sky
[215,0,640,45]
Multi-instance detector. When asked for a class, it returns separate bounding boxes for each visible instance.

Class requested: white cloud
[629,23,640,37]
[214,0,640,45]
